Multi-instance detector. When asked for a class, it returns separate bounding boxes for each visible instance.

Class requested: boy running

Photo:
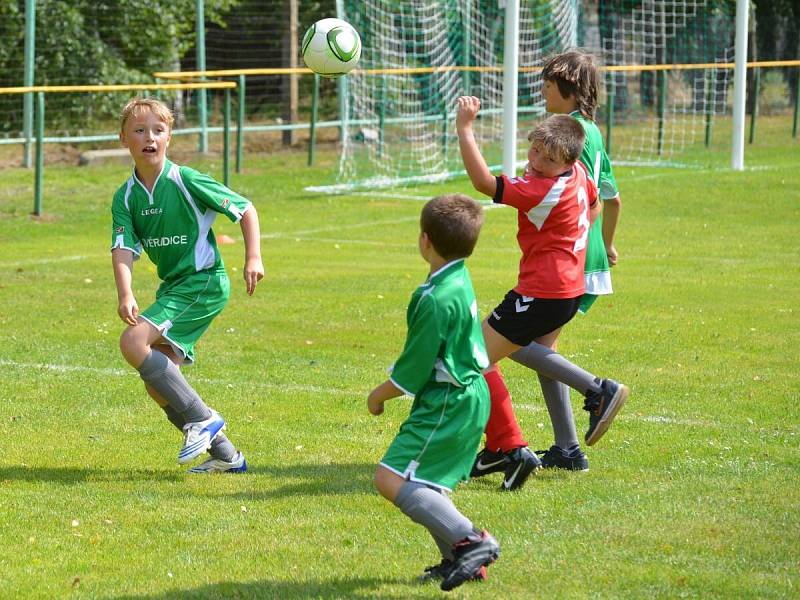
[456,96,629,491]
[111,98,263,473]
[368,194,499,592]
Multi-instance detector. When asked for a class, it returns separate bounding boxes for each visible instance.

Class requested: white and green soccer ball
[301,18,362,78]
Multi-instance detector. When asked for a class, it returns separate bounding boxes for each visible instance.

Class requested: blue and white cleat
[178,410,225,464]
[187,451,247,474]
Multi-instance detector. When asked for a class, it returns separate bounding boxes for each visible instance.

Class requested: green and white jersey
[572,111,617,295]
[390,260,489,397]
[111,159,251,282]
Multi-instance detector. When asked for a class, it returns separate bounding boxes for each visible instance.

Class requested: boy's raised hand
[456,96,481,131]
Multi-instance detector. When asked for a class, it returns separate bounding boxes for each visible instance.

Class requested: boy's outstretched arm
[602,194,621,265]
[239,206,264,295]
[367,379,403,416]
[456,96,497,198]
[112,248,138,326]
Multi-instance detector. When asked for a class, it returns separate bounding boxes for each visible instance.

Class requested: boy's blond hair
[541,50,599,121]
[120,97,174,133]
[528,115,585,165]
[420,194,484,260]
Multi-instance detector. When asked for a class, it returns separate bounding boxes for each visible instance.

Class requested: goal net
[313,0,737,193]
[310,0,579,193]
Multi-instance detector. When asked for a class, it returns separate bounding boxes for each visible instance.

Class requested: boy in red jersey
[456,96,628,490]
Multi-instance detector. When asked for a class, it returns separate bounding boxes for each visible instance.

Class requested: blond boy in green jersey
[368,194,499,591]
[111,98,264,472]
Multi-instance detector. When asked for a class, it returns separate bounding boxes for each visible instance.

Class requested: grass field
[0,123,798,599]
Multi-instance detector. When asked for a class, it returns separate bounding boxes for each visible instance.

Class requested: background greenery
[0,115,797,598]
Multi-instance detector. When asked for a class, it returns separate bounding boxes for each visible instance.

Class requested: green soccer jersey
[572,111,617,296]
[111,159,251,282]
[390,259,489,397]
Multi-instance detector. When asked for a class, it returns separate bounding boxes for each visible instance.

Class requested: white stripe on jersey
[168,164,217,272]
[123,177,135,212]
[525,173,569,230]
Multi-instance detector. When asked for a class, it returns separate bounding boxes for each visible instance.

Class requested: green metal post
[236,75,245,173]
[308,74,319,166]
[605,72,614,154]
[793,68,799,138]
[657,69,667,157]
[34,92,44,216]
[704,71,714,147]
[749,67,760,144]
[196,0,208,153]
[23,0,36,168]
[223,88,230,187]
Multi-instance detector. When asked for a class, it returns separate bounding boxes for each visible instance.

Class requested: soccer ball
[301,18,362,78]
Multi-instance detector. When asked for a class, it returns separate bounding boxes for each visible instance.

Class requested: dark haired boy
[368,194,499,591]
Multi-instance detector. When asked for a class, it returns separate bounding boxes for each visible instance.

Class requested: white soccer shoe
[187,451,247,474]
[178,410,225,464]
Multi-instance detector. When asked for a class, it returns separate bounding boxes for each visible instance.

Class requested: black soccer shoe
[536,445,589,471]
[584,379,629,446]
[470,447,508,478]
[417,559,487,584]
[501,446,541,491]
[440,530,500,591]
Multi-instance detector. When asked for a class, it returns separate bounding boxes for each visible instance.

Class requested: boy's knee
[374,466,405,503]
[119,325,151,368]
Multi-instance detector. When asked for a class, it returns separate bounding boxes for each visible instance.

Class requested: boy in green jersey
[368,194,499,591]
[471,50,624,480]
[111,98,264,473]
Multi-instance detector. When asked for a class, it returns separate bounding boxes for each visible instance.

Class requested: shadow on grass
[0,466,182,485]
[110,575,411,600]
[215,461,376,499]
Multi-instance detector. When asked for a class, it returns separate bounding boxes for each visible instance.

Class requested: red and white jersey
[494,161,598,299]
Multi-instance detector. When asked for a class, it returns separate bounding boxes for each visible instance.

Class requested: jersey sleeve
[110,191,142,257]
[576,161,599,207]
[389,294,444,397]
[179,166,252,223]
[493,174,558,213]
[597,149,619,200]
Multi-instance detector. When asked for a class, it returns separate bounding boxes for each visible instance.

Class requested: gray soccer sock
[159,405,237,462]
[394,481,477,554]
[511,342,602,396]
[138,350,212,423]
[538,374,580,450]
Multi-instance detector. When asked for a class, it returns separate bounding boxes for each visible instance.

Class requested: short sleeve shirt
[390,260,489,397]
[111,159,251,282]
[572,111,618,200]
[494,161,598,298]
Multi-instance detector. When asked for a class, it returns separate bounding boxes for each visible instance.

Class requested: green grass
[0,130,798,599]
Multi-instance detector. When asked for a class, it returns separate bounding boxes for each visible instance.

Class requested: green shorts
[140,269,230,364]
[380,377,489,492]
[578,293,598,314]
